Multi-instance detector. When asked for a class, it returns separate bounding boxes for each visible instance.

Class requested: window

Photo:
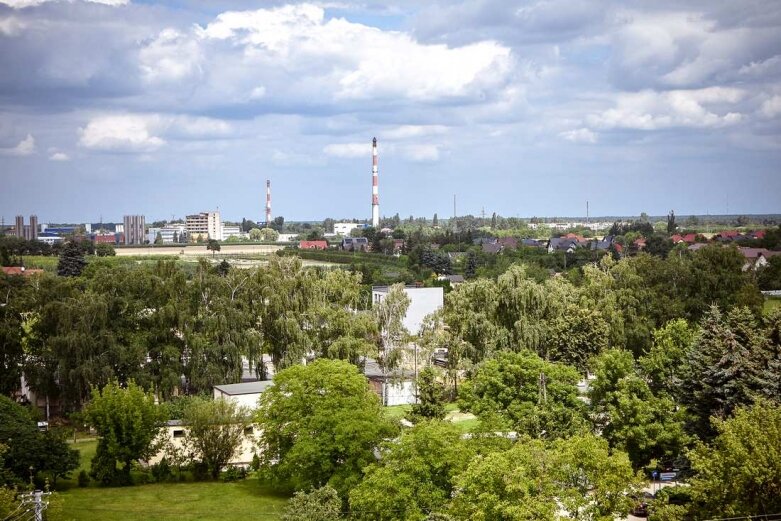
[244,426,254,435]
[173,430,185,438]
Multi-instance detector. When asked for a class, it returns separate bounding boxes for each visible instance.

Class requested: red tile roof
[299,240,328,250]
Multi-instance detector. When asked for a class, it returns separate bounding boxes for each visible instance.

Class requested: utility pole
[453,194,457,233]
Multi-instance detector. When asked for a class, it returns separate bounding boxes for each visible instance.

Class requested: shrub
[77,470,90,488]
[150,458,172,483]
[221,466,246,482]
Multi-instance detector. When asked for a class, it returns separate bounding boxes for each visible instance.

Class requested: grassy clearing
[59,481,287,521]
[765,297,781,315]
[57,439,287,520]
[383,404,479,433]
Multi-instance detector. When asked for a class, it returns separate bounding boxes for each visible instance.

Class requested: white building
[213,381,274,411]
[147,420,261,468]
[186,211,221,241]
[334,222,362,236]
[371,286,444,335]
[221,225,244,241]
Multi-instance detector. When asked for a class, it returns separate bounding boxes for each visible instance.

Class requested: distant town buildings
[186,211,221,241]
[123,215,146,245]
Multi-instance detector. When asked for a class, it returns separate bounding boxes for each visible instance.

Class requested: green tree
[686,400,781,517]
[283,486,341,521]
[407,367,446,423]
[182,397,251,479]
[458,350,586,439]
[350,421,473,521]
[374,284,411,404]
[206,239,221,257]
[432,213,438,227]
[154,232,163,244]
[84,381,165,485]
[666,210,676,234]
[259,227,279,242]
[256,359,397,496]
[639,319,695,400]
[589,349,690,468]
[56,241,86,277]
[249,228,263,241]
[0,395,79,486]
[94,243,116,257]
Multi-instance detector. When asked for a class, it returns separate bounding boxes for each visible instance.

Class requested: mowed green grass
[60,480,287,521]
[765,297,781,315]
[58,440,287,521]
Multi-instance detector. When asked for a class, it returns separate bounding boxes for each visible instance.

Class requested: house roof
[213,380,274,396]
[681,233,697,243]
[299,240,328,249]
[739,247,781,260]
[482,243,502,254]
[363,358,415,380]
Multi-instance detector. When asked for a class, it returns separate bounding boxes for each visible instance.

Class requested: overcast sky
[1,0,779,223]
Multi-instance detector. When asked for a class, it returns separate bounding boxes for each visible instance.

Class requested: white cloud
[139,28,203,84]
[586,87,745,131]
[195,4,513,103]
[49,151,70,161]
[0,134,35,156]
[760,95,781,119]
[559,128,597,144]
[383,125,448,140]
[249,86,267,100]
[323,142,366,158]
[0,16,26,36]
[80,115,165,152]
[78,113,232,152]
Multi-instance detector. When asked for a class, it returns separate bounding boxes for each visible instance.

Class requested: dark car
[631,492,655,517]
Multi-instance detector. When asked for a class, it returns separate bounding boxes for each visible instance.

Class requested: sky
[0,0,780,223]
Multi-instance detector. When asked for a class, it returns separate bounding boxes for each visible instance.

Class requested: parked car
[631,492,655,517]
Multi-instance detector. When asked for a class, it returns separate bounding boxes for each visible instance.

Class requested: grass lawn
[57,439,287,520]
[765,297,781,315]
[59,480,287,521]
[383,403,479,433]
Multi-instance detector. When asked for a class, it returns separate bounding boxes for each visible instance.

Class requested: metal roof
[213,380,274,396]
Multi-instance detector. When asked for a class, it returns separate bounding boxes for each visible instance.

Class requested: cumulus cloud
[194,4,513,103]
[559,128,597,144]
[586,87,745,130]
[0,134,35,156]
[78,113,231,152]
[49,151,70,161]
[139,28,203,84]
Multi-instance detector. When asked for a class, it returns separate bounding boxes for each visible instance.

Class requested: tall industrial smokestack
[265,180,272,226]
[371,137,379,228]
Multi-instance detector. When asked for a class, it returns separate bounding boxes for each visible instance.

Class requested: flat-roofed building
[186,211,221,241]
[123,215,146,245]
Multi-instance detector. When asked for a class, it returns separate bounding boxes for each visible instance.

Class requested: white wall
[383,381,416,406]
[372,287,444,335]
[147,423,261,467]
[212,389,263,410]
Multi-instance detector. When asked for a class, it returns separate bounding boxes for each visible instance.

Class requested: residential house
[363,358,416,406]
[342,237,369,251]
[482,243,502,254]
[299,240,328,250]
[739,247,781,271]
[548,237,579,254]
[521,238,545,248]
[437,274,465,287]
[497,237,518,250]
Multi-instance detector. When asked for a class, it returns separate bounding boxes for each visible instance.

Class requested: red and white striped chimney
[371,137,379,228]
[265,180,272,226]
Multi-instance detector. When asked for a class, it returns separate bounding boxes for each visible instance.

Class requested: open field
[57,439,287,521]
[59,481,287,521]
[115,244,283,257]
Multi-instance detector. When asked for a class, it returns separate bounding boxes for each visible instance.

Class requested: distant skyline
[1,0,780,223]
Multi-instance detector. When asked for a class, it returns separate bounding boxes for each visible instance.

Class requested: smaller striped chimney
[371,137,379,228]
[265,180,272,226]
